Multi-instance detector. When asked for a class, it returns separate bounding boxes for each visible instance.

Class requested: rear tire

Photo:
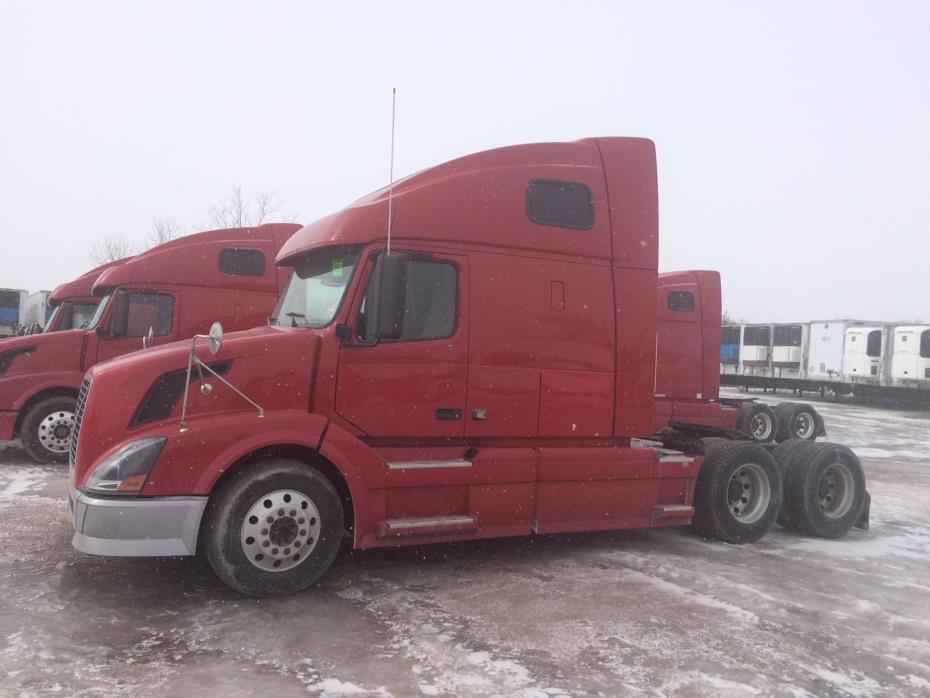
[771,439,819,528]
[203,458,344,596]
[20,396,77,464]
[785,442,866,539]
[693,440,782,543]
[774,402,820,442]
[736,403,777,442]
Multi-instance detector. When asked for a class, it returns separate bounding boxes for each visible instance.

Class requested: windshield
[86,294,111,330]
[271,246,362,328]
[43,305,61,333]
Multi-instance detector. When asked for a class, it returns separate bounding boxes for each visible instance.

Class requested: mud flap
[855,490,871,530]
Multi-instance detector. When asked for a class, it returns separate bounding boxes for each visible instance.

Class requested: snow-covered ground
[1,395,929,697]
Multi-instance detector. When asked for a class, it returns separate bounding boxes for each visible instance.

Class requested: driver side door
[335,249,467,439]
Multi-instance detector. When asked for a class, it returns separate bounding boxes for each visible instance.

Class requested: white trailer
[891,326,930,386]
[806,320,876,381]
[19,290,51,332]
[842,325,895,385]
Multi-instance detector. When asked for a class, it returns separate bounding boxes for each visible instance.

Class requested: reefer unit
[771,323,809,379]
[739,324,772,376]
[842,325,894,385]
[891,326,930,386]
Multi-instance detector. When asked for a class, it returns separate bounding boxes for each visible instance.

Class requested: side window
[360,257,458,342]
[526,179,594,230]
[122,293,174,337]
[921,330,930,359]
[219,248,266,277]
[667,291,694,312]
[866,330,882,358]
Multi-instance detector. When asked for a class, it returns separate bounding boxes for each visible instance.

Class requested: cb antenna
[387,87,396,255]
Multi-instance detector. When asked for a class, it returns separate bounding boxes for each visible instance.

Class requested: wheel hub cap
[727,463,771,524]
[793,412,815,439]
[240,489,321,573]
[750,413,772,441]
[817,463,854,519]
[38,411,76,454]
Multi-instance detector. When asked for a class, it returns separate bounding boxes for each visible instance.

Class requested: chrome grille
[69,377,92,468]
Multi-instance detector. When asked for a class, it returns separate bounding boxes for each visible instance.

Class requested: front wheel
[203,458,344,596]
[20,396,77,464]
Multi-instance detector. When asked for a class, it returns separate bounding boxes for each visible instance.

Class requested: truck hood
[74,325,319,479]
[0,330,87,378]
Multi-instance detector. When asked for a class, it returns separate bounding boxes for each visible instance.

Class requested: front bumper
[69,485,207,557]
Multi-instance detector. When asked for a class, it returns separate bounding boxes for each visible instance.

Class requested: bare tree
[90,235,134,265]
[147,218,182,248]
[208,186,282,229]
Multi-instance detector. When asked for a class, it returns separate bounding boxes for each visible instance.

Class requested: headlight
[84,437,166,496]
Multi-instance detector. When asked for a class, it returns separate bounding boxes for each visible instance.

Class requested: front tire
[203,458,344,596]
[20,396,77,464]
[693,440,782,543]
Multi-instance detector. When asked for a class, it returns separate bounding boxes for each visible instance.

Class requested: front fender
[138,410,328,495]
[0,370,86,413]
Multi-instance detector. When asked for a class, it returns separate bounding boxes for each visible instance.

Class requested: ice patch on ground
[0,468,47,500]
[781,528,930,560]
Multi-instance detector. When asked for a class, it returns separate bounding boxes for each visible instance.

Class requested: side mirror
[108,292,129,338]
[367,253,407,341]
[208,322,224,355]
[60,304,74,331]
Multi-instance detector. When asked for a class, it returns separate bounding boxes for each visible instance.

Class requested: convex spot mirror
[367,253,407,341]
[208,322,224,355]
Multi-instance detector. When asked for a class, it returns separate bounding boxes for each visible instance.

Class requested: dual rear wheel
[693,438,867,544]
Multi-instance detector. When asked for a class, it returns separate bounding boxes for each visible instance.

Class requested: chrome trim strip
[385,515,475,530]
[387,459,472,470]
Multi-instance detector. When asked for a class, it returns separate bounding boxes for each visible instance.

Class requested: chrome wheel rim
[750,412,773,441]
[726,463,771,524]
[817,463,855,519]
[240,489,321,573]
[793,412,816,439]
[38,410,76,454]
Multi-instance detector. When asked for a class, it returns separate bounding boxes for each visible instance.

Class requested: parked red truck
[68,138,868,596]
[0,223,299,463]
[44,260,127,333]
[654,270,826,443]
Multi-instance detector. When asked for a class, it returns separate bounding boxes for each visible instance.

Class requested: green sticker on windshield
[332,258,344,278]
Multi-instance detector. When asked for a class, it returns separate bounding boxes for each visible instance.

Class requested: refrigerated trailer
[891,326,930,387]
[67,138,869,596]
[721,320,930,405]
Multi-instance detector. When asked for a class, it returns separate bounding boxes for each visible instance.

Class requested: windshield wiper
[285,312,309,327]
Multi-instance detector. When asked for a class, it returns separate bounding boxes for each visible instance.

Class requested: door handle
[435,408,462,421]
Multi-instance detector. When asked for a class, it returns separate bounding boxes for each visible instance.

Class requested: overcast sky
[2,1,928,322]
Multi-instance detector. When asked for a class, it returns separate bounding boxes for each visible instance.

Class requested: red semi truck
[44,260,127,333]
[0,223,299,464]
[68,138,868,596]
[654,270,825,443]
